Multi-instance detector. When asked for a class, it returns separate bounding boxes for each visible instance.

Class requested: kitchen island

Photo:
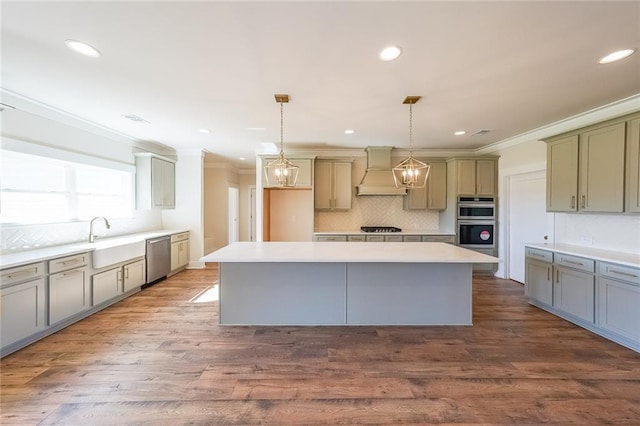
[200,241,499,326]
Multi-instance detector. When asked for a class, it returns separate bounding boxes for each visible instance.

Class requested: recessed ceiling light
[199,128,211,134]
[64,39,101,58]
[454,130,466,136]
[344,129,355,135]
[599,48,636,64]
[239,157,246,161]
[379,46,402,61]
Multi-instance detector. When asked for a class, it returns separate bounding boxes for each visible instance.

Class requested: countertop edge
[525,243,639,268]
[1,229,189,270]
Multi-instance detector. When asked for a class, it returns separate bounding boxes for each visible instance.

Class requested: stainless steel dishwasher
[145,236,171,284]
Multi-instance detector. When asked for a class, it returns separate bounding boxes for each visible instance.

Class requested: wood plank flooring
[2,264,639,424]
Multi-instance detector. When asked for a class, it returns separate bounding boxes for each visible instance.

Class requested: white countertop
[0,229,188,269]
[526,243,640,268]
[201,241,499,264]
[313,229,455,236]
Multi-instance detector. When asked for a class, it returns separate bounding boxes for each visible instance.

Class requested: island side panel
[346,263,473,325]
[219,262,347,325]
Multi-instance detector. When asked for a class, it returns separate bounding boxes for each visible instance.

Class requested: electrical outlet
[579,235,593,245]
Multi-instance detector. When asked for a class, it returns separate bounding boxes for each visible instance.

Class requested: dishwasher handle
[147,236,170,244]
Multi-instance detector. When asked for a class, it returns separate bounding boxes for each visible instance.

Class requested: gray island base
[200,242,499,326]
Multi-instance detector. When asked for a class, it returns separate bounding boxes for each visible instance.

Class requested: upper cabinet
[545,112,639,213]
[262,157,313,188]
[135,154,176,210]
[403,160,447,210]
[626,118,640,213]
[315,160,352,210]
[449,158,498,196]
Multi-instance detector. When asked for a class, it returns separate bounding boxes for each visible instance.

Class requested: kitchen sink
[91,236,146,269]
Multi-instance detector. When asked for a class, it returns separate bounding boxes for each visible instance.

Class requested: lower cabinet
[554,266,595,323]
[49,268,89,325]
[525,259,553,306]
[124,259,146,292]
[0,278,46,348]
[170,232,190,273]
[597,262,640,344]
[525,245,639,353]
[92,267,122,306]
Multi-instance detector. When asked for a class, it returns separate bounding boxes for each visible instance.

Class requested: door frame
[227,185,240,244]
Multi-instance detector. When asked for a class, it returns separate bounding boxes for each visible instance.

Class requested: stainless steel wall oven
[457,196,495,219]
[457,220,495,248]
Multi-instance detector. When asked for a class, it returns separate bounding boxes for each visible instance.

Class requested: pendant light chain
[408,102,413,155]
[280,101,285,156]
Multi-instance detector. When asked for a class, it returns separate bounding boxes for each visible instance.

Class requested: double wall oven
[457,196,495,249]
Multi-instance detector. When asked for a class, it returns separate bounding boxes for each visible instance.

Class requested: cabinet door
[426,162,447,209]
[626,118,640,213]
[178,241,189,268]
[456,159,476,195]
[598,276,640,343]
[162,160,175,208]
[333,162,352,210]
[525,260,552,305]
[580,122,625,212]
[124,259,146,292]
[403,186,427,210]
[547,135,579,212]
[1,278,46,348]
[476,160,496,196]
[92,267,122,306]
[49,269,88,325]
[314,161,332,209]
[151,158,166,208]
[553,266,594,323]
[171,241,181,271]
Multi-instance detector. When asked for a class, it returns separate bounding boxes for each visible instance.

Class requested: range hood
[356,146,407,196]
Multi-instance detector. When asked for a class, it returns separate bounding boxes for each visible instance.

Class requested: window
[1,150,133,224]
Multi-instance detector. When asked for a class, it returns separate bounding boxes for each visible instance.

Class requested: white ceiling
[2,1,639,167]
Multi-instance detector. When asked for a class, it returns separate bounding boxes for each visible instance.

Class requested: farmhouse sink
[91,236,146,269]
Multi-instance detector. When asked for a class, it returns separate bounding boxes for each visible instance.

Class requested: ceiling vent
[472,129,491,136]
[122,114,150,124]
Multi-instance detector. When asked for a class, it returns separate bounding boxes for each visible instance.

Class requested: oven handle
[458,203,495,208]
[458,220,495,225]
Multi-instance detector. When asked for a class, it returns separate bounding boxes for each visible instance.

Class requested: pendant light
[264,94,299,187]
[393,96,430,189]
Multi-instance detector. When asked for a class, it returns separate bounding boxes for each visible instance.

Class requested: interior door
[228,186,239,244]
[509,170,553,283]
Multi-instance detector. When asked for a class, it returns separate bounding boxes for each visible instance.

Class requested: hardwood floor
[2,264,639,425]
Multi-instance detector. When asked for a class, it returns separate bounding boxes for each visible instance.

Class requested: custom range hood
[356,146,407,196]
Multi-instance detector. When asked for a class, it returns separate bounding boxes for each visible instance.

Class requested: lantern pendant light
[264,94,299,187]
[393,96,430,189]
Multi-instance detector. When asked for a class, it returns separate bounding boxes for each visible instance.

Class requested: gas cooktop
[360,226,402,233]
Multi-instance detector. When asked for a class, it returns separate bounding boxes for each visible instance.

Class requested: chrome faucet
[89,217,111,243]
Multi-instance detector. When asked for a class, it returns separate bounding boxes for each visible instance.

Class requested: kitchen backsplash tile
[315,196,439,231]
[555,213,640,254]
[0,211,162,254]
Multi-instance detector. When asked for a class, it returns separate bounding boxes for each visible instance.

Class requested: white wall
[0,104,164,254]
[162,150,205,268]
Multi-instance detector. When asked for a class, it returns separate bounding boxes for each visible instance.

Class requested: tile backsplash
[315,195,439,231]
[0,211,162,254]
[555,213,640,254]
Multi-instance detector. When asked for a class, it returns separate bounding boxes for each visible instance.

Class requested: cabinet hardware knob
[571,196,576,209]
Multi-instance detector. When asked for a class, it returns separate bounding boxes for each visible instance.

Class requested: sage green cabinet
[545,117,632,213]
[626,118,640,213]
[546,135,579,211]
[92,267,122,306]
[135,154,176,210]
[525,248,553,306]
[579,122,626,212]
[553,254,595,324]
[314,161,352,210]
[403,161,446,210]
[0,262,46,350]
[451,158,497,196]
[597,262,640,344]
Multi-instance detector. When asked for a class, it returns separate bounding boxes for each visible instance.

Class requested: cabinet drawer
[316,235,347,242]
[599,262,640,286]
[49,253,89,274]
[403,235,422,242]
[556,253,594,273]
[525,247,553,263]
[171,232,190,243]
[385,235,403,242]
[347,235,366,242]
[422,235,456,244]
[366,235,385,242]
[1,262,45,287]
